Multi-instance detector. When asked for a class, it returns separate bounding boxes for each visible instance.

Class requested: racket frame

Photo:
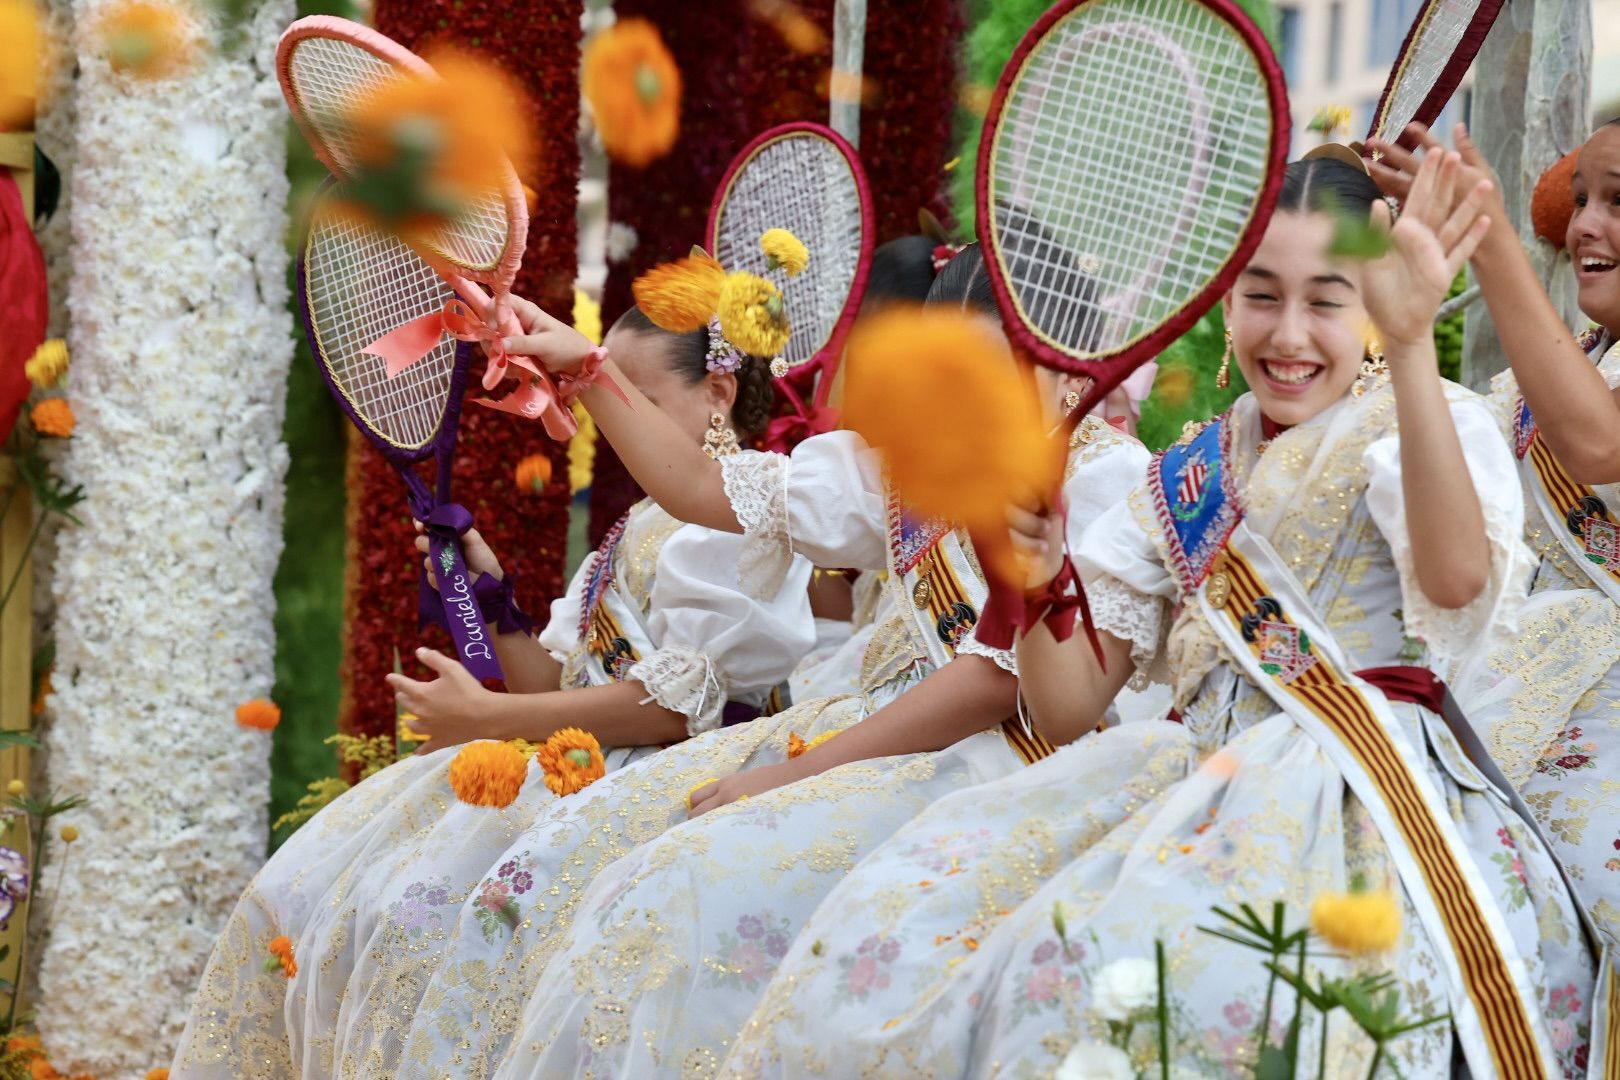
[1366,0,1504,149]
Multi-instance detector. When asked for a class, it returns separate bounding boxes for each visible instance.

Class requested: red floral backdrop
[589,0,964,543]
[339,0,581,742]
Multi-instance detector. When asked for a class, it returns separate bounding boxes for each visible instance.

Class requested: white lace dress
[168,502,815,1078]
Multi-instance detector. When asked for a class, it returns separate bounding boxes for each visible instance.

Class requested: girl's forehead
[1578,126,1620,179]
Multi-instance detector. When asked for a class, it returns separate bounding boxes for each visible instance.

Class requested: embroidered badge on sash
[1151,414,1241,593]
[1583,516,1619,568]
[887,494,950,576]
[1256,621,1317,682]
[577,512,630,640]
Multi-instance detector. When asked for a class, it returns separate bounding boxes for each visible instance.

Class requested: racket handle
[421,516,506,683]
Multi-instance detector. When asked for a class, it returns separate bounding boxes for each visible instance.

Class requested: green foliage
[271,775,350,837]
[1434,271,1467,383]
[1136,305,1249,451]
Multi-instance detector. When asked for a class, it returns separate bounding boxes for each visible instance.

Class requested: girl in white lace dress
[169,309,815,1079]
[723,150,1603,1079]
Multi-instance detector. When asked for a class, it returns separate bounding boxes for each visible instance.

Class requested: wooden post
[1460,0,1591,390]
[829,0,866,147]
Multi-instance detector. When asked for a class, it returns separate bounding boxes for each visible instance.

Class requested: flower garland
[341,0,581,746]
[33,1,295,1072]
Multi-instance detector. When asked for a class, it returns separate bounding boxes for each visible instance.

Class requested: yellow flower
[0,0,38,129]
[583,18,682,167]
[90,0,197,80]
[28,399,74,438]
[1309,104,1353,140]
[24,340,68,390]
[515,453,553,493]
[234,699,280,731]
[4,780,21,796]
[567,402,597,495]
[58,825,77,843]
[573,286,603,345]
[1310,888,1401,955]
[536,727,605,796]
[632,252,726,332]
[396,710,430,744]
[449,740,530,808]
[717,272,790,358]
[760,228,809,276]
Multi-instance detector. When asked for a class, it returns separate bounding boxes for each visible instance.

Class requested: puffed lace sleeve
[718,430,888,596]
[1364,393,1535,677]
[626,523,817,737]
[1073,488,1177,675]
[536,557,592,662]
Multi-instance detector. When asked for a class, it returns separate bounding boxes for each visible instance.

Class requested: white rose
[1055,1042,1134,1080]
[1091,956,1158,1021]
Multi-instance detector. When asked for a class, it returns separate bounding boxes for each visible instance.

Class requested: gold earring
[1062,389,1081,417]
[1216,328,1233,389]
[1352,339,1388,398]
[702,412,740,458]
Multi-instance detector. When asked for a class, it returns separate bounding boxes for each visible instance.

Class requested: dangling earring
[1062,389,1081,417]
[1216,328,1233,389]
[1352,339,1389,398]
[703,412,740,458]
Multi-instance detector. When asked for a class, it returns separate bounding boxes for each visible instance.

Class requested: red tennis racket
[1366,0,1504,151]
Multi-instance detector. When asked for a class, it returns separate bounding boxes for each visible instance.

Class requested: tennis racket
[707,122,874,438]
[972,0,1289,646]
[297,182,505,682]
[277,15,582,440]
[1366,0,1504,151]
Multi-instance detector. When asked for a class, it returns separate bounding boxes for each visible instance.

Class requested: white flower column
[36,1,294,1073]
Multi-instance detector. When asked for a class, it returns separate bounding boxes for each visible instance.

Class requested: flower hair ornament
[632,229,807,378]
[919,207,963,275]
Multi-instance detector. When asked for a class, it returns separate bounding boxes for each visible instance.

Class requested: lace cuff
[1087,575,1166,676]
[956,635,1018,675]
[627,646,729,737]
[720,451,793,597]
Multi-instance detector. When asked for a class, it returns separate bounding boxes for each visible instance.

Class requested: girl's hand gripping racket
[706,122,874,447]
[970,0,1289,648]
[297,183,507,682]
[1366,0,1505,152]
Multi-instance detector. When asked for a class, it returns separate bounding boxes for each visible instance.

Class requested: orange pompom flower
[264,935,297,978]
[515,453,553,493]
[787,729,843,758]
[235,699,281,731]
[536,727,605,796]
[90,0,197,80]
[0,0,39,130]
[632,252,727,332]
[1532,147,1580,248]
[449,740,530,807]
[146,1068,171,1080]
[842,306,1062,582]
[28,399,74,438]
[583,18,681,167]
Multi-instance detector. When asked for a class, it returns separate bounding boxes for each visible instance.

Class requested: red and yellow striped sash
[1525,431,1620,592]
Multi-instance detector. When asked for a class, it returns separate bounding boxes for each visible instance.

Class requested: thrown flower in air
[633,251,727,333]
[760,228,809,276]
[718,272,790,358]
[0,0,38,129]
[786,728,842,759]
[90,0,197,80]
[25,340,68,390]
[28,399,74,438]
[583,18,681,168]
[449,740,530,807]
[235,699,281,732]
[536,727,605,797]
[748,0,827,55]
[514,453,553,494]
[263,935,297,978]
[1309,103,1353,140]
[0,846,28,929]
[1310,886,1401,955]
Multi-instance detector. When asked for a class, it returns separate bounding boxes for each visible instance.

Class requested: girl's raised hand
[1007,496,1066,591]
[1362,149,1494,348]
[486,293,595,373]
[1366,123,1508,230]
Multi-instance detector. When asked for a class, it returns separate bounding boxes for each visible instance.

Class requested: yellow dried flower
[632,253,727,332]
[1310,888,1401,955]
[25,340,68,390]
[760,229,809,276]
[717,272,790,358]
[1309,104,1353,140]
[58,825,77,843]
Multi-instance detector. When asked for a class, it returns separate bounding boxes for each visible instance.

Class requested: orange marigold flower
[786,732,807,758]
[536,727,605,797]
[29,1059,58,1080]
[515,453,553,493]
[449,740,529,807]
[31,668,51,717]
[235,699,281,732]
[0,0,39,129]
[632,252,726,333]
[91,0,196,80]
[28,399,74,438]
[145,1069,171,1080]
[264,935,297,978]
[583,18,681,167]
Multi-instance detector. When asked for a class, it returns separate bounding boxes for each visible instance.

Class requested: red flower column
[340,1,582,743]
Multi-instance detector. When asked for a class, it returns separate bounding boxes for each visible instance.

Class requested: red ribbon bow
[759,403,841,455]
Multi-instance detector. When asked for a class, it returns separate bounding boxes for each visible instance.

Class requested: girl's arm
[1368,124,1620,483]
[1362,150,1497,608]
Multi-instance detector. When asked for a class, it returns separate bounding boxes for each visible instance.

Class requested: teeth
[1582,257,1616,272]
[1264,361,1318,385]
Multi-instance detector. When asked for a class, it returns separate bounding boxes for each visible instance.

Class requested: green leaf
[0,734,39,752]
[1256,1045,1294,1080]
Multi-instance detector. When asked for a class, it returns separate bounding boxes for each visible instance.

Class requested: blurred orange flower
[0,0,38,129]
[1151,363,1195,410]
[536,727,605,796]
[583,18,681,167]
[146,1070,171,1080]
[90,0,197,80]
[515,453,552,493]
[748,0,827,54]
[632,252,726,332]
[265,935,297,978]
[29,399,74,438]
[449,740,529,807]
[235,699,281,731]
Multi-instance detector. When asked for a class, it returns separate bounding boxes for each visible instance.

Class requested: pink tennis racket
[277,15,580,440]
[706,122,874,431]
[1366,0,1504,150]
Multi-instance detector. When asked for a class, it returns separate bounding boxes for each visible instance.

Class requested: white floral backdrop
[34,0,294,1073]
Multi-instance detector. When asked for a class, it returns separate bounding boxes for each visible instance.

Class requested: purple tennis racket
[297,182,504,682]
[1366,0,1503,150]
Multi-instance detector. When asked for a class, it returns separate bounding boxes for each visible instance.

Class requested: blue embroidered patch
[1150,416,1241,594]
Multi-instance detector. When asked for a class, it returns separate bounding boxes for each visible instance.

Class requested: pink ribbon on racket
[360,299,542,385]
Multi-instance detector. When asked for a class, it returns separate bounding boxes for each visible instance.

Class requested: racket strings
[712,136,865,366]
[286,36,513,276]
[305,206,458,450]
[1372,0,1478,144]
[992,0,1274,357]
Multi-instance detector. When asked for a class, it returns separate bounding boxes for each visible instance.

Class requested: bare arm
[1369,124,1620,484]
[1016,622,1136,746]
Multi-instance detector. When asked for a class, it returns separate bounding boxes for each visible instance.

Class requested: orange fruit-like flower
[515,453,553,493]
[786,732,807,758]
[536,727,605,797]
[449,740,530,807]
[146,1068,171,1080]
[1532,147,1579,247]
[632,252,726,332]
[31,668,51,717]
[90,0,196,80]
[265,935,297,978]
[235,699,281,731]
[583,18,681,167]
[28,399,74,438]
[0,0,38,131]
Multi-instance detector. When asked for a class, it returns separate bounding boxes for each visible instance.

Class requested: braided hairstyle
[611,307,775,437]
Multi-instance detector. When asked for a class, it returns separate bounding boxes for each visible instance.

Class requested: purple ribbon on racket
[418,503,505,682]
